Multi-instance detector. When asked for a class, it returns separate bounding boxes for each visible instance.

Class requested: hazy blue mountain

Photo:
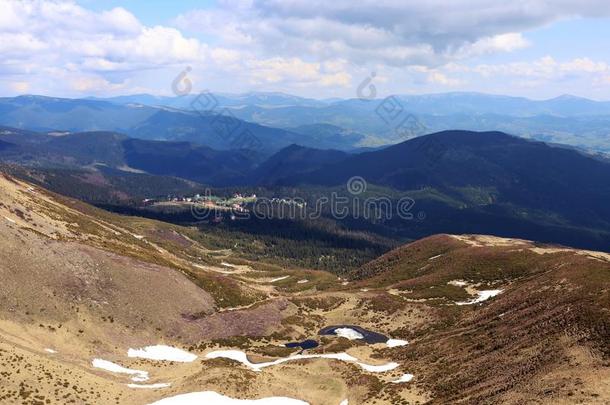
[93,91,327,109]
[127,108,303,152]
[88,94,172,107]
[0,95,153,132]
[286,124,366,150]
[95,91,610,117]
[222,94,610,152]
[5,93,610,153]
[334,92,610,116]
[212,92,327,108]
[0,95,355,153]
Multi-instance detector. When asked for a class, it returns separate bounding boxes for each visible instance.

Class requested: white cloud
[561,58,608,73]
[247,57,320,83]
[243,57,352,87]
[68,75,128,93]
[10,81,30,93]
[427,71,463,86]
[403,56,610,98]
[1,0,610,98]
[175,0,609,67]
[0,32,46,56]
[457,33,530,58]
[0,0,206,95]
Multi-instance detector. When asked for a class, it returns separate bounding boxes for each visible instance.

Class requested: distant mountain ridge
[91,91,610,117]
[5,92,610,153]
[90,91,327,109]
[0,95,359,153]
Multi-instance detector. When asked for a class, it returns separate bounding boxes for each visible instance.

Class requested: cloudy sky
[2,0,610,99]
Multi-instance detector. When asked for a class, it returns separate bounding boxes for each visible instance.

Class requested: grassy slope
[351,234,610,404]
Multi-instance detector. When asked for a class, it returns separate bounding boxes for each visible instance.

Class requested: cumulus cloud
[427,71,463,86]
[2,0,610,98]
[175,0,609,67]
[247,57,329,84]
[0,0,205,95]
[0,0,355,95]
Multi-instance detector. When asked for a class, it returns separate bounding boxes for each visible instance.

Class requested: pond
[319,325,388,344]
[284,339,319,350]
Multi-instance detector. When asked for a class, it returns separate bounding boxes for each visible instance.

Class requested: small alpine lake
[284,339,319,350]
[319,325,388,344]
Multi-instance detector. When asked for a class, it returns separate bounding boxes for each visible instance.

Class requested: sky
[2,0,610,100]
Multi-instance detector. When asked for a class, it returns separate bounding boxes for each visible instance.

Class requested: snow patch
[391,373,414,383]
[456,289,503,305]
[128,383,170,389]
[386,339,408,348]
[44,348,57,354]
[92,359,148,381]
[193,263,237,274]
[359,361,400,373]
[127,345,197,362]
[334,328,364,340]
[297,279,309,284]
[269,276,290,283]
[428,254,443,260]
[149,391,309,404]
[4,216,16,224]
[447,280,468,287]
[205,350,398,373]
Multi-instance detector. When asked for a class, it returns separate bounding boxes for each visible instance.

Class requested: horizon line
[3,91,609,103]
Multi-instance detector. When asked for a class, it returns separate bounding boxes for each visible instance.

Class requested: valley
[0,0,610,405]
[3,2,610,404]
[4,127,610,261]
[1,172,609,404]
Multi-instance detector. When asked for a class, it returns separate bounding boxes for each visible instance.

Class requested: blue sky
[2,0,610,99]
[77,0,216,26]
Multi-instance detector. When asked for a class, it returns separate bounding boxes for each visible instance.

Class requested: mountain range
[2,94,610,405]
[4,92,610,153]
[0,95,353,154]
[3,125,610,252]
[0,126,357,187]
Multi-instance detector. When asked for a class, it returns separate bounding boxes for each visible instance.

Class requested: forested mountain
[250,144,349,185]
[0,127,259,186]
